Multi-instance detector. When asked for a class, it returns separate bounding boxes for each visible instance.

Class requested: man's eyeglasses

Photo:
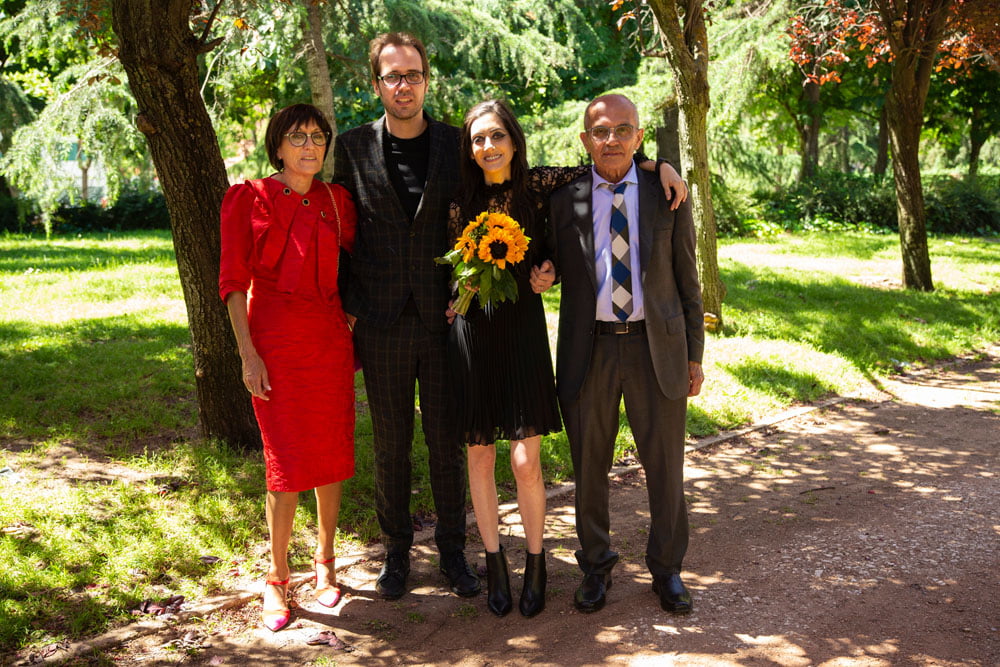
[376,71,425,87]
[284,131,329,147]
[585,124,637,142]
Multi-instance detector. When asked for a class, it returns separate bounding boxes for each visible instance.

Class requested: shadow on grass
[723,358,835,402]
[720,262,999,381]
[0,234,175,274]
[0,316,195,444]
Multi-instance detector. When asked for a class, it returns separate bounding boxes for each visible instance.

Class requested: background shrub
[48,184,171,234]
[740,171,1000,238]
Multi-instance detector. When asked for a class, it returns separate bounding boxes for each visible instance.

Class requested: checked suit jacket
[551,168,705,404]
[333,113,461,335]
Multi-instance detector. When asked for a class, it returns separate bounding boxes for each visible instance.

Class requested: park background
[0,0,998,656]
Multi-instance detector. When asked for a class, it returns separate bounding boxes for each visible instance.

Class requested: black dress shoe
[440,550,482,597]
[652,573,693,614]
[375,553,409,600]
[574,573,612,613]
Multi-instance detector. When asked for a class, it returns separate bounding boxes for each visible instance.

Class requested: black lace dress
[448,166,589,445]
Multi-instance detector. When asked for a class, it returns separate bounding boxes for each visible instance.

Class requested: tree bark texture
[111,0,261,449]
[798,80,821,181]
[875,0,951,291]
[302,0,338,182]
[968,109,984,179]
[874,105,890,178]
[655,104,682,169]
[837,126,850,173]
[647,0,725,327]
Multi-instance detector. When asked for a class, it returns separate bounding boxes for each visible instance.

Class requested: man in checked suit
[332,32,480,600]
[550,94,705,614]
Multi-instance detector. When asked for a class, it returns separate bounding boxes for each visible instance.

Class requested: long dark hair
[458,99,529,214]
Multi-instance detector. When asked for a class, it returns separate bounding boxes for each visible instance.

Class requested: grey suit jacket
[333,113,461,334]
[551,169,704,402]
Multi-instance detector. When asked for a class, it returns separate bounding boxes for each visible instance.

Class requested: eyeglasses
[376,71,425,87]
[585,124,637,142]
[284,131,329,147]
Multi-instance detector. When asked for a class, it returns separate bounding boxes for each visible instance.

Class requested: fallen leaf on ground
[132,594,184,616]
[305,630,354,651]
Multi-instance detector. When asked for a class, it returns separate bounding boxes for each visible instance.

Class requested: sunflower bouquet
[435,211,531,316]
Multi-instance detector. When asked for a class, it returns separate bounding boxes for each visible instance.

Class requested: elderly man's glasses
[376,71,425,87]
[586,124,637,142]
[284,131,329,147]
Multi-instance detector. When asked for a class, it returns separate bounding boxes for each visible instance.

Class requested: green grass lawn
[1,229,998,652]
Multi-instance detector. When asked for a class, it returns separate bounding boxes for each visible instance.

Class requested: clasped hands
[444,260,556,324]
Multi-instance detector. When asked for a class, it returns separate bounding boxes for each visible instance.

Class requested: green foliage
[734,171,1000,237]
[0,58,145,218]
[924,176,1000,236]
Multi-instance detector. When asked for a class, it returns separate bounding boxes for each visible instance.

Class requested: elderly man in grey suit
[549,94,705,614]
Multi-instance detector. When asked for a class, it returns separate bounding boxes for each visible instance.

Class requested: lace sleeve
[447,202,466,244]
[527,165,590,198]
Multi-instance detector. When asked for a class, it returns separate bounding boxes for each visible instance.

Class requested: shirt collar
[591,163,638,192]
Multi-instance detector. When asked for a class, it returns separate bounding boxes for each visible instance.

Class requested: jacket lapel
[570,175,599,294]
[637,172,656,289]
[371,115,408,225]
[414,116,445,226]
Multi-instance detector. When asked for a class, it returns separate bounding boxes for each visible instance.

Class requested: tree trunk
[838,126,850,173]
[885,90,932,290]
[111,0,261,449]
[968,109,984,180]
[301,0,338,181]
[655,103,682,169]
[798,80,821,181]
[875,0,950,292]
[874,105,889,179]
[647,0,725,328]
[79,154,91,202]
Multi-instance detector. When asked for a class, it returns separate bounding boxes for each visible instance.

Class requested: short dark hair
[369,32,429,82]
[264,104,333,171]
[458,99,529,211]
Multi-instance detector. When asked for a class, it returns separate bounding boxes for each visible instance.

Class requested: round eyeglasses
[284,131,329,147]
[376,71,425,87]
[585,124,637,142]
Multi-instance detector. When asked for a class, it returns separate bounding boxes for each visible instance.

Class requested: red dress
[219,177,357,492]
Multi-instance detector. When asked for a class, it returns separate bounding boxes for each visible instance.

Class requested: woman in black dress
[447,99,686,618]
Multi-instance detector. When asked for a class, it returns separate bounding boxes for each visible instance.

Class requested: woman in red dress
[219,104,356,632]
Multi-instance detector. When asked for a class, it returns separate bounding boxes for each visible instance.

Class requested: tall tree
[787,0,1000,290]
[875,0,951,291]
[615,0,725,328]
[110,0,259,448]
[301,0,337,181]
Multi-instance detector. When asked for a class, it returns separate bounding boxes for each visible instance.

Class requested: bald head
[580,94,644,183]
[583,94,640,131]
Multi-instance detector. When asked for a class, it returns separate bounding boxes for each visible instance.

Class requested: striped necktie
[604,181,632,321]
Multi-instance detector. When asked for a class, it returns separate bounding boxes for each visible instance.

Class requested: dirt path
[16,348,999,666]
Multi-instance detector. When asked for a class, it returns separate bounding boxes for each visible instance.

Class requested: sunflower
[454,233,477,263]
[484,211,517,231]
[476,224,529,270]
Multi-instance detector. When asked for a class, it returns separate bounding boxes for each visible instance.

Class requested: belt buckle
[613,321,629,334]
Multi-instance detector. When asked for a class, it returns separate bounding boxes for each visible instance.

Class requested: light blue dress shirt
[591,164,644,322]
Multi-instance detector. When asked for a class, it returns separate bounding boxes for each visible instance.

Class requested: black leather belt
[595,320,646,335]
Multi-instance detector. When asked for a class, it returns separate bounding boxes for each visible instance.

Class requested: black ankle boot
[519,549,546,617]
[485,547,513,616]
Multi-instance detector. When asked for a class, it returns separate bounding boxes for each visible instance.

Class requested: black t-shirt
[384,129,430,223]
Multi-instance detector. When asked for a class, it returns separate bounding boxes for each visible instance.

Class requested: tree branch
[198,0,225,49]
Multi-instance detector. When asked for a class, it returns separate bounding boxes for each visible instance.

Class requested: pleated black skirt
[448,282,561,446]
